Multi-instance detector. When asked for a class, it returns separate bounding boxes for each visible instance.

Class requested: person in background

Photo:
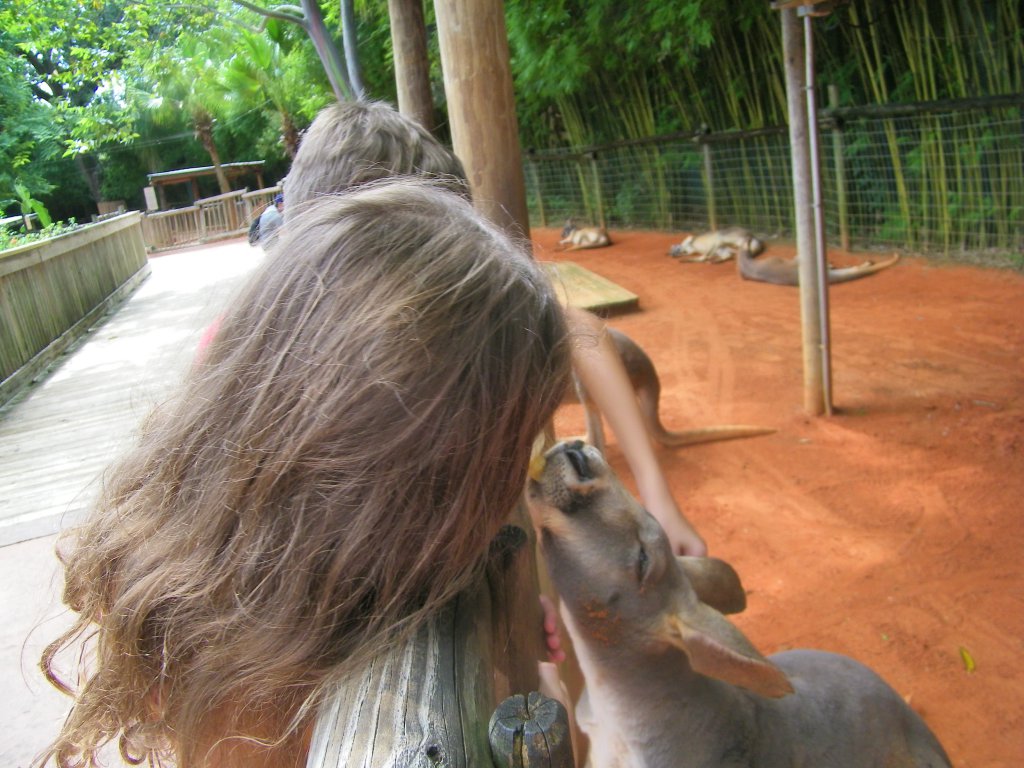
[257,192,284,247]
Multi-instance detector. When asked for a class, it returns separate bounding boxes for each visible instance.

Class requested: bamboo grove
[509,0,1023,261]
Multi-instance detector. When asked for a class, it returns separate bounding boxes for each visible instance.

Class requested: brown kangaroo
[737,245,901,286]
[671,228,900,285]
[528,440,952,768]
[567,327,774,453]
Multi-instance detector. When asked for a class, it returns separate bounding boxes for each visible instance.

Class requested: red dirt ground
[534,227,1023,767]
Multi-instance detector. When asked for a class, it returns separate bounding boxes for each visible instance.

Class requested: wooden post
[828,84,850,252]
[780,7,828,416]
[433,0,531,241]
[701,139,718,231]
[305,519,573,767]
[388,0,435,132]
[526,157,547,228]
[587,152,606,230]
[489,691,574,768]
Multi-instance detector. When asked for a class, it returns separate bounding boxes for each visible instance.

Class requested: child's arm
[564,306,707,556]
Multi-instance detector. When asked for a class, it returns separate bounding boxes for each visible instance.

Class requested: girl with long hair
[41,180,571,767]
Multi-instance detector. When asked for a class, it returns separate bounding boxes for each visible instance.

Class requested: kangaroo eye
[637,546,649,581]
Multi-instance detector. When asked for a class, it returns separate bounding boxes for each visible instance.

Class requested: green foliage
[11,182,53,228]
[0,218,78,253]
[2,0,1020,254]
[0,47,61,202]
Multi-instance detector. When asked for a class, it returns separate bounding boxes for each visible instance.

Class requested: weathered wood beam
[433,0,530,240]
[387,0,435,132]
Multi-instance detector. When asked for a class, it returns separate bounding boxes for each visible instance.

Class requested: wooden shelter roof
[146,161,265,187]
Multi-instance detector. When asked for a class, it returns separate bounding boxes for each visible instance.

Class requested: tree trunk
[388,0,435,131]
[281,111,301,159]
[434,0,531,241]
[74,155,101,207]
[195,116,232,195]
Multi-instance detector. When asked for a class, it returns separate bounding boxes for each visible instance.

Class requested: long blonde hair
[42,181,571,767]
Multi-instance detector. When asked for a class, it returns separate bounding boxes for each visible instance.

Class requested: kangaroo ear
[676,557,746,615]
[663,609,793,699]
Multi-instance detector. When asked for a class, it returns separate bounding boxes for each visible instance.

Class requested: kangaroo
[737,246,901,286]
[558,219,612,251]
[527,440,952,768]
[568,327,774,453]
[668,227,764,263]
[671,228,901,285]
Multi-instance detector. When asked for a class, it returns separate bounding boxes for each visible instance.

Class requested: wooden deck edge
[0,263,152,412]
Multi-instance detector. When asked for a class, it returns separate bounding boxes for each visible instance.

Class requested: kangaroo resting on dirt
[671,227,900,285]
[736,245,901,286]
[558,219,612,251]
[668,227,763,264]
[528,440,953,768]
[567,327,773,453]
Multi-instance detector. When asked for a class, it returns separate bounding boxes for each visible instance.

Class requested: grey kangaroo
[528,440,952,768]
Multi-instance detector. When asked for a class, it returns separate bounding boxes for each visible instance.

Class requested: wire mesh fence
[525,97,1023,264]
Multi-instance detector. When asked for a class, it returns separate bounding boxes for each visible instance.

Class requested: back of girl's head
[284,100,470,212]
[43,180,570,767]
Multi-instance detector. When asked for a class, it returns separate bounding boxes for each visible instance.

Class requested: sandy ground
[536,227,1023,767]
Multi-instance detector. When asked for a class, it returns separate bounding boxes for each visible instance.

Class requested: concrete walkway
[1,238,263,766]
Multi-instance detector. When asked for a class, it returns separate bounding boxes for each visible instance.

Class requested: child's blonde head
[284,100,470,211]
[43,180,570,766]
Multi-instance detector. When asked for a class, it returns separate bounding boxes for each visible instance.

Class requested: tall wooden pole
[387,0,435,132]
[804,12,833,415]
[433,0,531,240]
[780,7,828,416]
[432,0,541,702]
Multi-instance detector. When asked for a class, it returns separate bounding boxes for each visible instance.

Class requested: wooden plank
[0,240,264,546]
[543,260,639,315]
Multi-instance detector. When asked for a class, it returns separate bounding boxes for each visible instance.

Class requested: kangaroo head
[676,234,696,254]
[560,219,577,238]
[527,440,793,698]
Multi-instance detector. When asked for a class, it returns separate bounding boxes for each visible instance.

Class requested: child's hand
[656,508,708,557]
[540,594,566,664]
[640,483,708,557]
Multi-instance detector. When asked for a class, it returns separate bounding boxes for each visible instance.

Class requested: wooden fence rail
[0,212,150,406]
[525,95,1024,261]
[306,516,574,768]
[141,186,282,252]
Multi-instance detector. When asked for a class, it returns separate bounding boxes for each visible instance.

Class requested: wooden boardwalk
[0,245,636,549]
[0,239,265,547]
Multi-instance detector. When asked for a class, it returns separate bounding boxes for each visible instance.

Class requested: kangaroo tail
[636,387,774,447]
[827,254,900,284]
[653,424,776,448]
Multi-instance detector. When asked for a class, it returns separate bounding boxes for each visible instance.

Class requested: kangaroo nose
[563,441,592,481]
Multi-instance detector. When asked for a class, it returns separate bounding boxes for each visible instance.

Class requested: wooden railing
[306,513,575,768]
[141,186,282,252]
[0,212,150,405]
[140,207,202,250]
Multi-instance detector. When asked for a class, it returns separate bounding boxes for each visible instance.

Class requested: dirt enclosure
[534,227,1023,767]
